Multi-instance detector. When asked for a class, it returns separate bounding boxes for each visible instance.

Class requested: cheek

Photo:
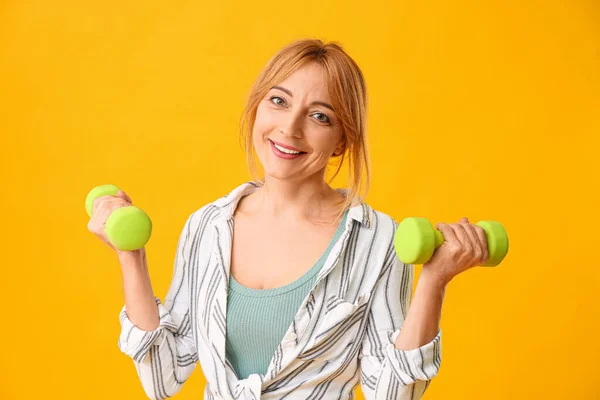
[253,108,273,139]
[251,125,263,152]
[311,132,342,155]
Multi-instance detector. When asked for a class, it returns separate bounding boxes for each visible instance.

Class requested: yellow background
[1,0,598,399]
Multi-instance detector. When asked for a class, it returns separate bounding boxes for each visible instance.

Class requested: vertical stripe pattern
[117,181,442,399]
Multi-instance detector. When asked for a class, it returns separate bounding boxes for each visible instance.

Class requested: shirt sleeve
[359,241,442,400]
[117,213,199,400]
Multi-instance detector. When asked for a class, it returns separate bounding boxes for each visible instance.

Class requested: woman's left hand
[421,217,489,287]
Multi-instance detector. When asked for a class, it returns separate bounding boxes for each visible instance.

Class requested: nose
[278,112,303,138]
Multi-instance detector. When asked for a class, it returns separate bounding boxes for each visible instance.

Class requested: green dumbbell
[394,217,508,266]
[85,184,152,251]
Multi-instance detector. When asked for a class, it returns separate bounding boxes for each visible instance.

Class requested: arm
[117,213,199,400]
[359,247,442,400]
[118,248,159,331]
[394,269,445,351]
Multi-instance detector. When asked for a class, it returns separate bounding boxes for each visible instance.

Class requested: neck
[252,175,343,223]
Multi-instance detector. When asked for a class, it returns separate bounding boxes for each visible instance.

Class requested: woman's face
[252,62,345,183]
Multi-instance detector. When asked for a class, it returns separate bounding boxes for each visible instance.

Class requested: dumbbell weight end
[85,184,152,251]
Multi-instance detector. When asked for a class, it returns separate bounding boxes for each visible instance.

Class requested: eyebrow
[271,86,334,111]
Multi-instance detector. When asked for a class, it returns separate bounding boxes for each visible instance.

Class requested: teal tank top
[225,209,348,380]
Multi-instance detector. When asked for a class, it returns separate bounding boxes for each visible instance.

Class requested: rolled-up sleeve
[359,244,442,399]
[118,297,181,362]
[117,213,199,400]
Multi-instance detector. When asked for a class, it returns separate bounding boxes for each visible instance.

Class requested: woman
[89,39,489,400]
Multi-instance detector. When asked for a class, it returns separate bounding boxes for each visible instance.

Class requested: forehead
[275,62,330,100]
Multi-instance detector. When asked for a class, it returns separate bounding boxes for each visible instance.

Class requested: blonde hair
[239,38,371,223]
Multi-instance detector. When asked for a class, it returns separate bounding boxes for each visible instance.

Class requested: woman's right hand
[87,189,144,258]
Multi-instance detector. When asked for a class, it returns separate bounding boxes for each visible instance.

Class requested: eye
[269,96,286,107]
[312,112,331,124]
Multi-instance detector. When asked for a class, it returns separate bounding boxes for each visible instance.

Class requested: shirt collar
[212,181,372,229]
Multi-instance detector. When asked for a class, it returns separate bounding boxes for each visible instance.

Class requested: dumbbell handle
[394,218,508,267]
[432,229,445,250]
[429,221,508,266]
[430,222,497,250]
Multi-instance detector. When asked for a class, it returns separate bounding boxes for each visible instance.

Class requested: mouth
[269,139,307,159]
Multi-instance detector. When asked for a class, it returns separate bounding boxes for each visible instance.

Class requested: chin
[262,166,299,181]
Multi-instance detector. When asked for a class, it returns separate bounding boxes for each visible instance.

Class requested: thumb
[117,190,133,204]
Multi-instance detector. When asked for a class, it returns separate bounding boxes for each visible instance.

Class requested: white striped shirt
[118,181,442,400]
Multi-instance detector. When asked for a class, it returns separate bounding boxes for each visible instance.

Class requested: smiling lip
[270,139,307,160]
[269,139,305,153]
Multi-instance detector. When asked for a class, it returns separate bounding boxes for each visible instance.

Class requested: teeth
[274,142,301,155]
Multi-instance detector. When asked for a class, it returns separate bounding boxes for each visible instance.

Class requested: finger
[97,199,114,225]
[117,190,133,204]
[452,223,470,246]
[95,196,126,225]
[474,225,489,263]
[92,195,113,216]
[459,221,483,261]
[436,222,458,244]
[459,218,488,263]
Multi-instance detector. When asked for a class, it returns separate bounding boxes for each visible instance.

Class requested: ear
[333,137,346,156]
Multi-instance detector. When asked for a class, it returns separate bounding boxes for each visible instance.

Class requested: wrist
[118,248,146,269]
[418,267,449,293]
